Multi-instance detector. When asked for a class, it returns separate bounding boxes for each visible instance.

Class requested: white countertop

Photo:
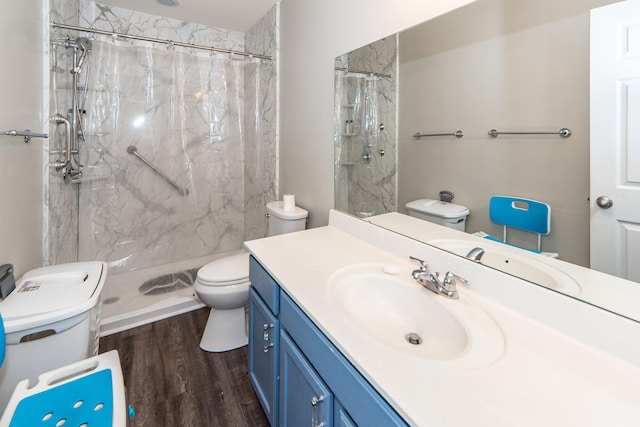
[245,210,640,426]
[368,212,640,323]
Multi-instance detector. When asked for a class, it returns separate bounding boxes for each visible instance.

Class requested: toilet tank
[266,201,308,236]
[405,199,470,232]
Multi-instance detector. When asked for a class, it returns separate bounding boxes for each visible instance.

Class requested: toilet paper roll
[283,194,295,211]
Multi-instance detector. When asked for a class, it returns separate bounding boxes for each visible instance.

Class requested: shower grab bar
[413,130,464,140]
[49,114,72,171]
[335,67,392,79]
[488,128,572,138]
[1,129,49,144]
[127,146,189,196]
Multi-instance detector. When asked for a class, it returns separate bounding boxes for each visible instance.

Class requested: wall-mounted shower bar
[1,129,48,144]
[413,130,464,139]
[51,22,272,61]
[488,128,572,138]
[335,67,391,79]
[127,146,189,196]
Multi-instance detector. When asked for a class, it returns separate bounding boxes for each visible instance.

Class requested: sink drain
[405,332,422,345]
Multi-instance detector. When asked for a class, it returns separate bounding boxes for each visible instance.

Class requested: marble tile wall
[47,0,80,266]
[244,4,279,241]
[47,1,278,273]
[334,36,398,217]
[79,2,244,51]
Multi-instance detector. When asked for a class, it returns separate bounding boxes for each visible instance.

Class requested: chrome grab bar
[335,67,391,79]
[49,114,71,171]
[127,146,189,196]
[488,128,572,138]
[1,129,49,144]
[413,130,464,139]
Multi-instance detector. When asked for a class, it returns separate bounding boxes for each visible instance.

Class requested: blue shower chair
[476,196,558,258]
[0,314,128,427]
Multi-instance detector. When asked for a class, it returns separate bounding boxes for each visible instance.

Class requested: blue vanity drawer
[249,255,280,314]
[280,292,407,427]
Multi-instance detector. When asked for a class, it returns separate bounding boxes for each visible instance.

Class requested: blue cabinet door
[249,289,279,426]
[280,331,333,427]
[334,401,356,427]
[280,292,408,426]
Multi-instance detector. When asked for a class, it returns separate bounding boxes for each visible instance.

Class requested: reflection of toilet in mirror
[194,200,308,352]
[406,198,470,231]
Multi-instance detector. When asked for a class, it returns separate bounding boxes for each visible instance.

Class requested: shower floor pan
[99,251,244,337]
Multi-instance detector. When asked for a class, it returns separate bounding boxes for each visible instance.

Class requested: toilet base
[199,306,248,352]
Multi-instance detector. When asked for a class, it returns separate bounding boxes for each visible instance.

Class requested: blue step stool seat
[0,350,127,427]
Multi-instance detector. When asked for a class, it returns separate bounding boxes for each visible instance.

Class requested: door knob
[596,196,613,209]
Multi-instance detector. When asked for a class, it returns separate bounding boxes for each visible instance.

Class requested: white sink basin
[429,239,581,296]
[327,263,505,370]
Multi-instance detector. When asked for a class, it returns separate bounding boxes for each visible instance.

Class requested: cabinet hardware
[311,395,326,427]
[311,395,324,406]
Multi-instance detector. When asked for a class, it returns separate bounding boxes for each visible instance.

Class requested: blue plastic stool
[475,196,558,258]
[0,350,127,427]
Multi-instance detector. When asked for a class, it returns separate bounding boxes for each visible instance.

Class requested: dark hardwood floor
[99,308,269,427]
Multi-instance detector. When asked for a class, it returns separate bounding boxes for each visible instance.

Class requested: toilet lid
[197,253,250,286]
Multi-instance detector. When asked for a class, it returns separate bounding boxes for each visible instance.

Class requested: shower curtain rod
[335,67,391,79]
[51,22,272,61]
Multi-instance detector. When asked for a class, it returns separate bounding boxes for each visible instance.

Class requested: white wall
[0,3,45,276]
[279,0,476,227]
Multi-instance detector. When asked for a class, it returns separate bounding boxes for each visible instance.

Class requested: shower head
[77,37,92,50]
[127,146,138,155]
[71,38,92,75]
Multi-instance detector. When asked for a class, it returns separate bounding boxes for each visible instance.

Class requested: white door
[591,0,640,282]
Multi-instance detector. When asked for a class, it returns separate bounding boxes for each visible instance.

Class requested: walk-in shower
[47,4,278,336]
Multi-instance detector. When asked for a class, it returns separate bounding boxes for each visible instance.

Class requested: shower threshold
[100,291,204,337]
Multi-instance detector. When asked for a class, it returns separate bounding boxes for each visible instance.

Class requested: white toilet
[194,200,308,352]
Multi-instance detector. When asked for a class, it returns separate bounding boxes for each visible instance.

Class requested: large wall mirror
[334,0,640,321]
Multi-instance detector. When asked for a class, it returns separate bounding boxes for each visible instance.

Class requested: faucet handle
[444,271,470,288]
[409,256,429,272]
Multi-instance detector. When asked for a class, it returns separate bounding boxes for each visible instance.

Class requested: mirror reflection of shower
[50,37,92,184]
[335,71,380,165]
[334,36,398,219]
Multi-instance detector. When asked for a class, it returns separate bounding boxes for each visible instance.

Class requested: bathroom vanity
[248,256,405,426]
[245,210,640,426]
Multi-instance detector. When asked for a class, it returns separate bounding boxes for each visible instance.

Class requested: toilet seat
[196,253,250,287]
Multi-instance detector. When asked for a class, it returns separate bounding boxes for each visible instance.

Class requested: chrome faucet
[409,256,469,299]
[466,247,485,262]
